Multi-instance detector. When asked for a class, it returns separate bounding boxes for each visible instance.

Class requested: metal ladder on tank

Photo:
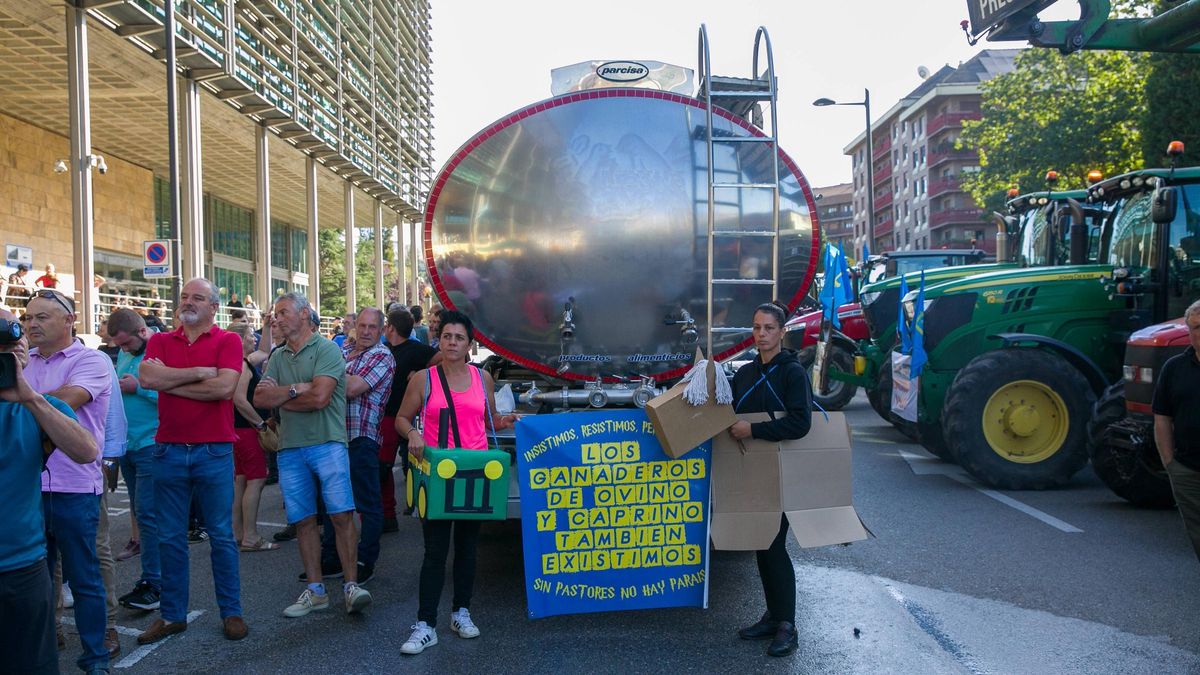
[696,24,782,360]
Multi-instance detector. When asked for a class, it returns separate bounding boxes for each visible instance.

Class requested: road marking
[256,520,289,528]
[897,447,1083,533]
[878,580,991,675]
[107,508,130,517]
[112,610,204,669]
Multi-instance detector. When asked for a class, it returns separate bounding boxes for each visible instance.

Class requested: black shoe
[187,528,209,545]
[767,621,798,657]
[402,505,415,516]
[297,560,343,581]
[356,562,374,585]
[382,516,399,533]
[119,581,161,611]
[738,612,779,640]
[273,524,297,542]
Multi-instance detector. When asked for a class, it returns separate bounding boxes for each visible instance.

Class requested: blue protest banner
[515,409,711,619]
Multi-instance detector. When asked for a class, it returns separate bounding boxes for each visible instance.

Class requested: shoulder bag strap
[436,366,463,448]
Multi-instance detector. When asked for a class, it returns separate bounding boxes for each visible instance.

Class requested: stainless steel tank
[425,88,819,382]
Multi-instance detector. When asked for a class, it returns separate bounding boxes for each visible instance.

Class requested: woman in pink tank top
[393,310,515,654]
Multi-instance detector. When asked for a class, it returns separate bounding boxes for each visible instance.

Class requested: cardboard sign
[406,447,509,520]
[516,410,711,619]
[644,348,736,458]
[711,412,870,550]
[891,351,918,422]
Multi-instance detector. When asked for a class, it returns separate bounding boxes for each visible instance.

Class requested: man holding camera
[23,290,114,673]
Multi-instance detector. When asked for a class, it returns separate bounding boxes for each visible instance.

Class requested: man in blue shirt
[0,308,98,674]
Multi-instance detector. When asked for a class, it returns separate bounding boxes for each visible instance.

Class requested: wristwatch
[288,385,298,399]
[254,420,267,431]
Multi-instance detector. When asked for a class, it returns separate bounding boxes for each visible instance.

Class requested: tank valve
[664,309,698,345]
[560,297,576,343]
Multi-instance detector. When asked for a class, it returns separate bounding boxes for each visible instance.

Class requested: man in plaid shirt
[317,307,394,583]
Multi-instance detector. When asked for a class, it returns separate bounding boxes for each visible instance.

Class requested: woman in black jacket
[730,301,812,657]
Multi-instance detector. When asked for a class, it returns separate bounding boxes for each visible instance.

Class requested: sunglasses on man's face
[34,289,75,315]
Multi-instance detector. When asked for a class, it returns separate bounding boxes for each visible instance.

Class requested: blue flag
[910,271,928,378]
[897,274,912,353]
[820,244,850,329]
[834,241,852,316]
[862,242,870,262]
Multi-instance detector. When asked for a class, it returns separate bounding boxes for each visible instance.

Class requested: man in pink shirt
[136,278,248,645]
[23,289,114,672]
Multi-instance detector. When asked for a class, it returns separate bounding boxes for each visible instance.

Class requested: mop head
[680,359,733,406]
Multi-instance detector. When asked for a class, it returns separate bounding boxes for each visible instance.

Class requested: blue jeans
[154,443,241,622]
[120,444,161,588]
[277,441,355,522]
[43,492,108,672]
[322,437,383,567]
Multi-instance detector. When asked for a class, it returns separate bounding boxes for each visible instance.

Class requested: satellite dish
[917,65,930,79]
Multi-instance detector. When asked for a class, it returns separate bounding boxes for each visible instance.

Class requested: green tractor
[906,160,1200,489]
[859,185,1103,432]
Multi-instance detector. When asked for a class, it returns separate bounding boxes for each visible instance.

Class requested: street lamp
[814,88,874,252]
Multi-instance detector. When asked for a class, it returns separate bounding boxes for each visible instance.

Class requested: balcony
[874,191,893,210]
[928,147,977,168]
[928,176,964,198]
[872,162,892,184]
[929,208,982,228]
[874,217,894,237]
[872,135,892,160]
[927,111,981,137]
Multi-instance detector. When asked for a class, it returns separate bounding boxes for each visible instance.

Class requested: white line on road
[112,610,204,669]
[896,447,1083,533]
[256,521,288,528]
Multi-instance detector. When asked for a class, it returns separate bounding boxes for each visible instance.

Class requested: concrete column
[181,79,205,280]
[255,125,272,310]
[394,216,404,305]
[373,201,385,309]
[409,219,420,306]
[66,5,96,333]
[306,157,320,314]
[344,183,355,313]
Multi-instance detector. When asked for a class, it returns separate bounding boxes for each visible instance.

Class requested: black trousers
[756,514,796,625]
[417,519,481,627]
[0,559,57,675]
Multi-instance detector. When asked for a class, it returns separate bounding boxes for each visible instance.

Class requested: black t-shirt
[1152,346,1200,471]
[384,340,438,417]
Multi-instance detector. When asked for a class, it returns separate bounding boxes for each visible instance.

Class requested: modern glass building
[0,0,433,328]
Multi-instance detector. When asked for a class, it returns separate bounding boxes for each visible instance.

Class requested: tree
[318,226,405,318]
[958,48,1147,214]
[1140,2,1200,168]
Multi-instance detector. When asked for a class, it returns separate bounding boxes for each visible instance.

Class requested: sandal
[239,538,280,552]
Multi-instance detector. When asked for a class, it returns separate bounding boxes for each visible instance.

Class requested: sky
[429,0,1081,191]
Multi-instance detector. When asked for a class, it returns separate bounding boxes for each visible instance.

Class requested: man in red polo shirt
[136,278,248,644]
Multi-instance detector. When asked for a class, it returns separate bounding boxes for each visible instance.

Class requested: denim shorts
[277,441,355,523]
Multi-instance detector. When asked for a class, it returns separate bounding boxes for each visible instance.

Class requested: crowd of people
[0,276,519,674]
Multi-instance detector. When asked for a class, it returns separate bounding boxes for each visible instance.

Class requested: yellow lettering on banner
[612,464,630,484]
[601,442,623,463]
[687,458,705,479]
[631,463,647,482]
[663,545,683,566]
[670,481,690,502]
[627,548,642,568]
[568,509,588,530]
[530,468,549,489]
[649,461,667,481]
[576,530,594,550]
[555,530,573,551]
[616,528,635,548]
[616,484,645,505]
[683,501,703,523]
[594,529,613,549]
[683,544,701,565]
[662,503,682,523]
[570,466,592,487]
[592,550,610,571]
[589,508,610,528]
[666,461,687,480]
[547,488,582,509]
[648,482,668,504]
[610,506,632,527]
[578,550,592,572]
[644,525,664,546]
[537,510,557,532]
[560,552,580,573]
[551,467,572,487]
[592,464,613,485]
[623,441,640,463]
[664,524,686,545]
[582,443,600,465]
[542,553,558,575]
[642,546,662,567]
[594,486,614,507]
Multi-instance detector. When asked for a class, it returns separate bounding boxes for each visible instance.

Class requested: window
[291,228,308,273]
[208,196,254,260]
[270,220,288,269]
[920,147,926,164]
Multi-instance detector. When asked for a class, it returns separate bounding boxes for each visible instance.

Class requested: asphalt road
[59,394,1200,673]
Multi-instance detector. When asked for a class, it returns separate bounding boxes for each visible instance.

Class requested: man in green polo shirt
[256,292,371,618]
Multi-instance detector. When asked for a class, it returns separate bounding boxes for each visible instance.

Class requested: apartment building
[813,182,854,251]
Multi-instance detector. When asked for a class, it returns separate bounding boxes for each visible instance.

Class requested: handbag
[257,418,280,453]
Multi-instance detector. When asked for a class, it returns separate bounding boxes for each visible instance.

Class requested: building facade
[0,0,433,328]
[845,50,1018,256]
[813,182,854,251]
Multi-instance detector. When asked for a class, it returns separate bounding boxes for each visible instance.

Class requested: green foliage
[958,48,1147,214]
[317,226,405,318]
[1140,3,1200,168]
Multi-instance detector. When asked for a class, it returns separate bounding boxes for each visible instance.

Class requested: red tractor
[1088,318,1191,507]
[784,304,869,410]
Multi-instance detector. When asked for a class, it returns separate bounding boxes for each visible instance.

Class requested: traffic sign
[143,240,172,279]
[965,0,1055,37]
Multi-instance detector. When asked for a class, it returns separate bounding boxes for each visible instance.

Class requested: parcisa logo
[596,61,649,83]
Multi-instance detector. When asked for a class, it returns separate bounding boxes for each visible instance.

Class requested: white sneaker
[283,589,329,618]
[61,582,74,609]
[450,608,480,639]
[400,621,438,655]
[344,583,372,614]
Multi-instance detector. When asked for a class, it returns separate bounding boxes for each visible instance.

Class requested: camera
[0,318,22,389]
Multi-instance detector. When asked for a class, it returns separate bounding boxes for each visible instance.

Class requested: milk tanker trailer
[418,30,821,517]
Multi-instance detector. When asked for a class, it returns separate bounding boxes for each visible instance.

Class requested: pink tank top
[422,365,489,450]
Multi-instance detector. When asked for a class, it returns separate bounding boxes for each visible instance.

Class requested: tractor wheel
[417,484,428,519]
[944,349,1094,490]
[801,345,858,411]
[1087,384,1174,508]
[918,420,954,462]
[406,468,415,508]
